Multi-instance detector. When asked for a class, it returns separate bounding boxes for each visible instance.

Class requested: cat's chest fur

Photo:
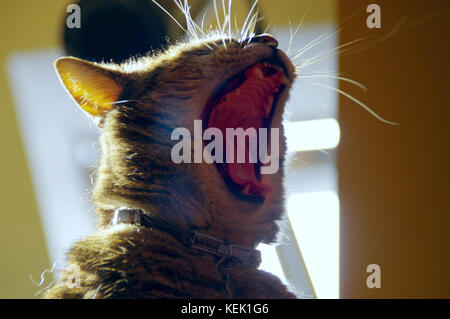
[44,224,295,298]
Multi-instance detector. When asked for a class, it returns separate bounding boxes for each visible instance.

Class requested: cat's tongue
[224,118,272,197]
[207,63,286,198]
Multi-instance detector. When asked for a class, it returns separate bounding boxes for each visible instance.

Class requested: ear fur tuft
[54,57,124,117]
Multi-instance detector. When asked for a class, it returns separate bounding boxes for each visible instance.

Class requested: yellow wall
[0,0,335,298]
[338,0,450,298]
[0,1,68,298]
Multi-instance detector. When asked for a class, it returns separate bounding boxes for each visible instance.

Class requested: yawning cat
[44,4,297,298]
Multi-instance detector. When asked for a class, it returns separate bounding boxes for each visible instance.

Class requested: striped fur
[44,7,297,298]
[44,224,295,298]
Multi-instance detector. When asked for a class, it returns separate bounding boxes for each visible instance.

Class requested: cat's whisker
[243,11,259,43]
[298,74,368,92]
[300,70,343,76]
[242,16,253,41]
[220,0,232,42]
[292,29,340,59]
[193,0,216,41]
[263,22,271,35]
[287,20,293,51]
[377,16,408,44]
[175,0,202,40]
[176,1,192,38]
[307,81,399,125]
[287,21,299,57]
[296,16,408,68]
[203,42,215,51]
[213,0,226,47]
[295,36,374,69]
[286,0,312,56]
[290,4,385,62]
[152,0,187,35]
[291,28,342,61]
[250,11,261,36]
[221,0,227,37]
[241,0,259,41]
[256,15,266,34]
[296,71,343,79]
[227,0,233,42]
[200,10,208,34]
[338,17,408,58]
[105,100,137,105]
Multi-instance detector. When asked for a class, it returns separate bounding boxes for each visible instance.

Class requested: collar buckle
[190,231,262,267]
[112,207,143,226]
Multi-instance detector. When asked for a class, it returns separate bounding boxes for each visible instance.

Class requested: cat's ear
[54,57,125,117]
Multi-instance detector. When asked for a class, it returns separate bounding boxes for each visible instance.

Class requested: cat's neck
[96,205,272,248]
[110,207,263,267]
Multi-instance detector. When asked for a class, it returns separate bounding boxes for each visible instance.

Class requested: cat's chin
[201,49,295,202]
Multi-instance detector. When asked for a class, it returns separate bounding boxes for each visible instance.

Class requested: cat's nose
[247,34,278,48]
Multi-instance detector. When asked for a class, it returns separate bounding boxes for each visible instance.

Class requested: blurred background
[0,0,449,299]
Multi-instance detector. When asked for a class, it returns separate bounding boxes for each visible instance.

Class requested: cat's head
[55,33,296,246]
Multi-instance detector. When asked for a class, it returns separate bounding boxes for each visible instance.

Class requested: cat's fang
[264,96,274,116]
[251,67,264,79]
[280,74,290,86]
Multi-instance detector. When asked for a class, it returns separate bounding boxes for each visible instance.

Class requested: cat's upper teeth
[262,62,284,73]
[252,67,264,79]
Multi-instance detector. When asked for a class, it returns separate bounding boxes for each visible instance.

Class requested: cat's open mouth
[202,57,290,200]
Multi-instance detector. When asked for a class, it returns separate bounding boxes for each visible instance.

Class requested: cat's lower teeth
[205,62,287,198]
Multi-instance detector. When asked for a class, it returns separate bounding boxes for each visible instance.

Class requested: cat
[43,2,297,299]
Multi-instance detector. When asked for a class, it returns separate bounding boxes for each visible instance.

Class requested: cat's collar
[111,207,262,269]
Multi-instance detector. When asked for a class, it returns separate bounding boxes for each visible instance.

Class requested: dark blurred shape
[63,0,169,63]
